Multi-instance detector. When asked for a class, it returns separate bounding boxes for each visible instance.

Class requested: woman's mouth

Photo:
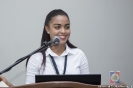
[59,36,66,40]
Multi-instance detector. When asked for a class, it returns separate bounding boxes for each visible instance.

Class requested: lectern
[12,81,126,88]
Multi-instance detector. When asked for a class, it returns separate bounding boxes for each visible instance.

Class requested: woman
[26,9,89,84]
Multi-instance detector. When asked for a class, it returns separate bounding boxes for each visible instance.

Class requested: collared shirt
[26,44,90,84]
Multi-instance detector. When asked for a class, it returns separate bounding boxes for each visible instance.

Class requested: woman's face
[45,15,70,45]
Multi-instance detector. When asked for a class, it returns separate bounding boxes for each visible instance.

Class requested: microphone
[44,36,60,46]
[51,36,60,46]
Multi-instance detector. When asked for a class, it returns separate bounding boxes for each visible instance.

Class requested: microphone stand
[0,41,49,75]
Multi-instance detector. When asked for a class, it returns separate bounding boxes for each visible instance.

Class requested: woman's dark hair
[26,9,77,68]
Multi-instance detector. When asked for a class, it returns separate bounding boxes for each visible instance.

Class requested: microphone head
[52,36,60,46]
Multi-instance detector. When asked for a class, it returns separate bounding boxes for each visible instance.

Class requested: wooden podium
[12,81,126,88]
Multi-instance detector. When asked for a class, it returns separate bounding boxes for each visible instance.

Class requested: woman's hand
[0,75,14,87]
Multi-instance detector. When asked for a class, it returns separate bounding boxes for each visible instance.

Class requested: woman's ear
[45,26,49,34]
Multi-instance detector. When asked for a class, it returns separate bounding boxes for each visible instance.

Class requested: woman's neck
[50,44,66,56]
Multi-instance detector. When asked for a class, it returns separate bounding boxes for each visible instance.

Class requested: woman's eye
[65,25,70,29]
[55,26,60,29]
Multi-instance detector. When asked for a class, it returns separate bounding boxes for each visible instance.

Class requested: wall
[0,0,133,86]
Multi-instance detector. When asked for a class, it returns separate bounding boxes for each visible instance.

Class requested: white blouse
[26,44,90,84]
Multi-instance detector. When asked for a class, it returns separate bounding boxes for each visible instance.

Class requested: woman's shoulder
[70,47,85,55]
[29,52,43,62]
[30,52,43,58]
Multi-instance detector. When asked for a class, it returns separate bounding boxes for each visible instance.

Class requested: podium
[12,81,126,88]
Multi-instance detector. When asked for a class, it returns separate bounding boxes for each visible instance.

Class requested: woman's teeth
[60,36,65,38]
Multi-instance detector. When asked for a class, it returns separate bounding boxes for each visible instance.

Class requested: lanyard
[49,54,67,75]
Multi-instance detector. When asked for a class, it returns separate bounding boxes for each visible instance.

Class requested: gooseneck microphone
[44,36,60,46]
[0,36,60,75]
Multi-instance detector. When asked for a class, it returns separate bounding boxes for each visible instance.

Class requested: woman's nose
[60,27,65,33]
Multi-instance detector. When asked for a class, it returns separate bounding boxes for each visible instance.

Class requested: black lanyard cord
[63,55,67,74]
[49,54,67,75]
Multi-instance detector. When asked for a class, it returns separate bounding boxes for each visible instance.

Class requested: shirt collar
[46,44,75,57]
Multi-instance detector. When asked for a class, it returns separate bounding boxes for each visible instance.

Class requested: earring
[47,32,49,34]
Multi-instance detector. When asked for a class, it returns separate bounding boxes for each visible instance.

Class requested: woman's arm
[79,51,90,74]
[0,75,14,87]
[26,53,42,84]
